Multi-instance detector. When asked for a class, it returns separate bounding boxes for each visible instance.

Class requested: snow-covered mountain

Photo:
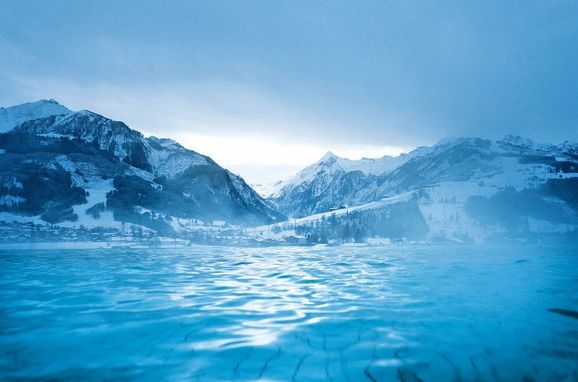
[0,99,73,133]
[269,136,578,242]
[2,99,576,243]
[270,149,420,216]
[0,100,284,234]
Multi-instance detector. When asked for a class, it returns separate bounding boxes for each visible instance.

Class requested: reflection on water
[1,245,577,381]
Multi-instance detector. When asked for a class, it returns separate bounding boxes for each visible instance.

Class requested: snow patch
[53,156,120,229]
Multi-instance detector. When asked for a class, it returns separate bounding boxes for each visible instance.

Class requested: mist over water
[1,245,577,381]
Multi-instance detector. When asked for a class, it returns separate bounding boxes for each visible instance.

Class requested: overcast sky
[1,1,577,184]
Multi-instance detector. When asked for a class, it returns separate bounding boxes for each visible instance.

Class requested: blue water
[1,245,577,381]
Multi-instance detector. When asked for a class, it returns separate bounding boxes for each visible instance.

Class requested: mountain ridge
[1,99,577,244]
[0,100,284,235]
[0,99,73,133]
[265,135,578,242]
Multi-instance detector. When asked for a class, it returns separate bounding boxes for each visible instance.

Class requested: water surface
[1,245,577,381]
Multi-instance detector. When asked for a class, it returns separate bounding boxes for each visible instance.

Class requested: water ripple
[1,245,577,381]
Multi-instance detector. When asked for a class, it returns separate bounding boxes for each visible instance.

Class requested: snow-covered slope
[273,151,413,197]
[270,136,578,242]
[0,100,284,232]
[250,181,284,198]
[270,149,421,217]
[0,99,72,133]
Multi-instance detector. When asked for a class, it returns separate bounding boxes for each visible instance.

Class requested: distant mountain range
[1,99,577,243]
[0,100,283,236]
[266,136,578,242]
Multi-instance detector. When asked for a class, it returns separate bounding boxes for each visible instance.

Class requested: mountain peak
[0,99,73,132]
[4,98,69,110]
[39,98,62,105]
[320,151,338,162]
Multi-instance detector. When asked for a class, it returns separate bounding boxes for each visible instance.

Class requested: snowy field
[1,244,577,381]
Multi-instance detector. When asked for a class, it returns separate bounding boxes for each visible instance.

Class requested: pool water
[1,245,577,381]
